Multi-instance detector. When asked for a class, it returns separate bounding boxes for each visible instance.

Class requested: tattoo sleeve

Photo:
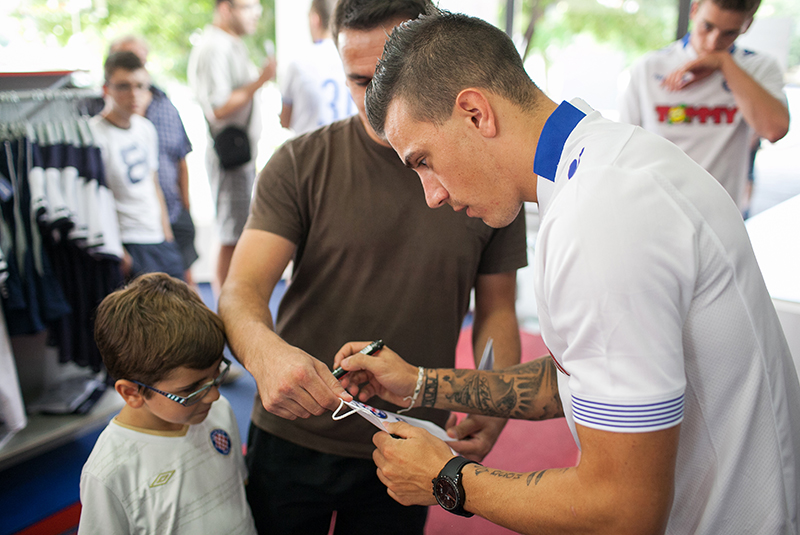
[421,356,564,420]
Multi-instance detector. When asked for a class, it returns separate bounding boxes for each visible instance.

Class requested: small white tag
[332,399,455,442]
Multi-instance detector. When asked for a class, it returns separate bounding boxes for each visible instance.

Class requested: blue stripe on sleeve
[572,394,684,430]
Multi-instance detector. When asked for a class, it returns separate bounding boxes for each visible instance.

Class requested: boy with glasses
[77,272,256,535]
[91,50,184,281]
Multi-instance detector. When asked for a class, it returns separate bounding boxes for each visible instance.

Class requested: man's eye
[419,158,428,168]
[356,80,371,87]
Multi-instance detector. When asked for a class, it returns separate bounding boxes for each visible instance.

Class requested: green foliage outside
[506,0,800,73]
[8,0,800,86]
[10,0,275,86]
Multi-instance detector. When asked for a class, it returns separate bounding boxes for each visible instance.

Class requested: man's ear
[740,15,754,34]
[454,88,498,138]
[689,0,699,21]
[115,379,146,408]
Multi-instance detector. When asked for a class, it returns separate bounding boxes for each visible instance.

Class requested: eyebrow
[403,151,422,169]
[347,74,371,83]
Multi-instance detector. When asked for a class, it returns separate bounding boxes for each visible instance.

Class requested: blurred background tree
[7,0,276,85]
[505,0,798,72]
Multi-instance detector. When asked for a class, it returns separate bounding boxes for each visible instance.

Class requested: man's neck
[214,17,242,38]
[101,107,133,129]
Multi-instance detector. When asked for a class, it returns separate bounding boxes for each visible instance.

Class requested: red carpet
[425,328,580,535]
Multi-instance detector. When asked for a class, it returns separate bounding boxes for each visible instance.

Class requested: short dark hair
[702,0,761,14]
[331,0,435,44]
[366,11,542,136]
[94,273,226,393]
[103,50,144,83]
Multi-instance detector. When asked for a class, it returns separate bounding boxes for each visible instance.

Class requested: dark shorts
[245,424,428,535]
[171,207,199,271]
[125,241,184,281]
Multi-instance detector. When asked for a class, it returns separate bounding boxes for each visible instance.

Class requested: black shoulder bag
[212,104,252,170]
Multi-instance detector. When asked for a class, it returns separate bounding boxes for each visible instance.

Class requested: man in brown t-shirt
[218,1,528,533]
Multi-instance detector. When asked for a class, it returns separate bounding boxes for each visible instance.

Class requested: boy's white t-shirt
[619,35,786,210]
[78,396,256,535]
[89,114,165,245]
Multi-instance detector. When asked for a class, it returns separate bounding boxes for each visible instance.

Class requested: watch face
[434,478,458,510]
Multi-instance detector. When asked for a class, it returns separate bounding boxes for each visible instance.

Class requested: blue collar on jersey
[681,33,737,53]
[533,100,586,182]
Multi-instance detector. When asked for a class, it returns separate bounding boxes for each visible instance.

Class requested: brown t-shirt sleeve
[246,141,307,244]
[477,209,528,275]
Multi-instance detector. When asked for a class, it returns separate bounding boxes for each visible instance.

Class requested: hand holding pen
[332,339,384,379]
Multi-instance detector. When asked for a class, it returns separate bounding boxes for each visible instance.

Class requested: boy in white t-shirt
[78,273,256,535]
[90,51,184,280]
[619,0,789,214]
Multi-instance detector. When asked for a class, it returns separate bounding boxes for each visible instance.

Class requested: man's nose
[708,30,724,51]
[420,174,448,208]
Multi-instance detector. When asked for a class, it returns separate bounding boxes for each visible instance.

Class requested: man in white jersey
[90,51,183,281]
[619,0,789,214]
[279,0,355,135]
[188,0,276,290]
[335,11,800,534]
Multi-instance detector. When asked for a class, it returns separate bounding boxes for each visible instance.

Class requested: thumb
[446,416,481,440]
[316,360,353,402]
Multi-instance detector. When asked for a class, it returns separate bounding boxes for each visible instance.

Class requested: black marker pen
[332,339,384,379]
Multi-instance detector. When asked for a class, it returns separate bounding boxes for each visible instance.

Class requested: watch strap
[434,456,480,517]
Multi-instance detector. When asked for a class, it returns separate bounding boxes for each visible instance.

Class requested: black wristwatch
[432,456,480,517]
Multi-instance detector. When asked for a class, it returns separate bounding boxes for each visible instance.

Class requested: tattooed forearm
[473,466,523,481]
[432,356,564,420]
[526,467,569,486]
[526,470,547,486]
[421,368,438,408]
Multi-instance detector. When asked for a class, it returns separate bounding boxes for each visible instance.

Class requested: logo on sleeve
[568,148,585,179]
[210,429,231,455]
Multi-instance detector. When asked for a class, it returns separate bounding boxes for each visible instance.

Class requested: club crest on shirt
[210,429,231,455]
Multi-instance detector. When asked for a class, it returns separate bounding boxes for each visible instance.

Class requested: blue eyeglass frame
[133,357,231,407]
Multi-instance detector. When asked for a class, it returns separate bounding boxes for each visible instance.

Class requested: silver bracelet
[397,366,424,414]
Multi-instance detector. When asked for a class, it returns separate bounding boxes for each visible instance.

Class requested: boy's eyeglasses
[133,357,231,407]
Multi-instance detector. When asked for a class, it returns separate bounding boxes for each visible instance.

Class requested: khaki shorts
[207,151,255,245]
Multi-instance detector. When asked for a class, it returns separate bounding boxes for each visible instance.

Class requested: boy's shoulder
[82,396,238,481]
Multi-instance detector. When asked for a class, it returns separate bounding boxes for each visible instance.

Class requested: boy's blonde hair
[95,273,226,394]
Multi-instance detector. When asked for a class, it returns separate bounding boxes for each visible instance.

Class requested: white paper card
[333,399,455,442]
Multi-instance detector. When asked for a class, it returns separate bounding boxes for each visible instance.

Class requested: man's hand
[373,421,454,507]
[250,342,352,420]
[333,342,419,406]
[445,414,507,462]
[662,51,727,91]
[258,55,277,87]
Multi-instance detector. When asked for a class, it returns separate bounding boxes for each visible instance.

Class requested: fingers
[446,414,481,440]
[444,412,459,431]
[333,341,375,368]
[259,359,353,419]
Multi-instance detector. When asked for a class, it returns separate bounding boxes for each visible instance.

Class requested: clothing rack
[0,87,101,125]
[0,87,100,103]
[0,78,122,470]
